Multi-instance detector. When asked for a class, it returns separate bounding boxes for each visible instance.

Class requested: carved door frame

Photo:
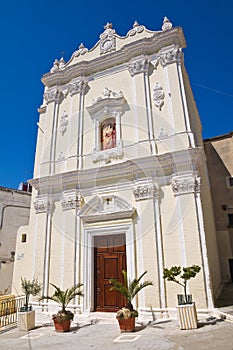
[82,223,136,313]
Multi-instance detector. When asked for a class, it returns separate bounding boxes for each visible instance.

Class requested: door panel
[94,234,126,312]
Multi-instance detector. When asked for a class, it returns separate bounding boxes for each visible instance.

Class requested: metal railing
[0,295,25,333]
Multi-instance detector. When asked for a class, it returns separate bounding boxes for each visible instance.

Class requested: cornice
[41,28,186,88]
[29,147,203,194]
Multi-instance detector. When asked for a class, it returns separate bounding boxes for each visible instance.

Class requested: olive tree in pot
[163,265,201,330]
[41,283,83,332]
[109,270,153,332]
[18,277,42,331]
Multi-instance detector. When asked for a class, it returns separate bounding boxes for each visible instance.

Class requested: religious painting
[101,118,116,150]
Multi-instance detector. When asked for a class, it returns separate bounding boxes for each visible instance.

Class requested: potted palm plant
[41,283,83,332]
[18,277,42,331]
[163,265,201,330]
[109,270,153,332]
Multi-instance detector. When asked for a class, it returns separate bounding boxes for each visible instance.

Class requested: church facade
[12,18,222,317]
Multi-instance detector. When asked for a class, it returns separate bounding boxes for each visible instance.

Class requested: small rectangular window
[21,234,27,243]
[227,176,233,188]
[228,214,233,227]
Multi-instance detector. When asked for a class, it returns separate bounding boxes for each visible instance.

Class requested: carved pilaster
[128,57,149,76]
[159,47,182,67]
[34,195,54,214]
[61,190,84,212]
[133,181,159,201]
[171,173,201,195]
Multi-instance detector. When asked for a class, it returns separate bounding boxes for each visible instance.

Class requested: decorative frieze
[171,173,201,195]
[159,47,181,67]
[100,22,116,55]
[61,190,84,211]
[34,195,54,214]
[128,57,149,76]
[133,181,159,201]
[153,83,165,110]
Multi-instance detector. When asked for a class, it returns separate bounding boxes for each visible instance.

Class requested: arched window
[101,118,116,150]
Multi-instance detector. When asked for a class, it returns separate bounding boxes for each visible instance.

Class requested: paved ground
[0,312,233,350]
[1,283,233,350]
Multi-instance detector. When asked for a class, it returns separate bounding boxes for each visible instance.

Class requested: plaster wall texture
[12,19,222,318]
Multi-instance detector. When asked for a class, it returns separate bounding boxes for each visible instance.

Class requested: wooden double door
[94,234,126,312]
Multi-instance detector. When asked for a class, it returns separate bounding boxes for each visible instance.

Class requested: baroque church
[12,17,222,317]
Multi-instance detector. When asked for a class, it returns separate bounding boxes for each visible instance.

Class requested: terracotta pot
[117,317,135,332]
[53,318,71,332]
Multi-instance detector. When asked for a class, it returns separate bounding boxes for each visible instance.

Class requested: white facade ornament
[153,83,165,110]
[128,57,149,76]
[43,89,64,104]
[50,57,66,73]
[100,22,116,55]
[50,59,59,73]
[69,79,88,96]
[74,43,88,57]
[133,181,159,201]
[61,190,84,211]
[162,17,172,31]
[34,195,54,214]
[160,48,181,67]
[158,128,168,139]
[59,111,68,135]
[128,21,144,36]
[171,173,201,195]
[92,88,124,104]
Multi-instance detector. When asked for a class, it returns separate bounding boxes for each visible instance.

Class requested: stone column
[128,57,156,155]
[171,172,214,309]
[34,195,55,298]
[61,189,84,308]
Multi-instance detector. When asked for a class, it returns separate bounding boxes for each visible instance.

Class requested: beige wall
[204,133,233,283]
[0,187,31,294]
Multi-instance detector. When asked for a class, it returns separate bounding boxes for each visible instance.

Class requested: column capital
[159,47,182,67]
[69,79,89,96]
[34,195,55,214]
[128,57,149,76]
[133,180,159,201]
[61,189,84,212]
[171,173,200,196]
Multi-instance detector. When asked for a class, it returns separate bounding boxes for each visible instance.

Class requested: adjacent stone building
[12,18,222,317]
[204,132,233,284]
[0,186,31,295]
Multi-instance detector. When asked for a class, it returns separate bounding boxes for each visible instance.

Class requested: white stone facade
[12,18,221,317]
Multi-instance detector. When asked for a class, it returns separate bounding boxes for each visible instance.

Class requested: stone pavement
[1,283,233,350]
[0,311,233,350]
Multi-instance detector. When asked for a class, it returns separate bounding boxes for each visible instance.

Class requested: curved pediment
[80,195,135,222]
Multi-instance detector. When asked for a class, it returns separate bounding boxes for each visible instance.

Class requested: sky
[0,0,232,189]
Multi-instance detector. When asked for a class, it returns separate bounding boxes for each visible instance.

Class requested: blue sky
[0,0,232,189]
